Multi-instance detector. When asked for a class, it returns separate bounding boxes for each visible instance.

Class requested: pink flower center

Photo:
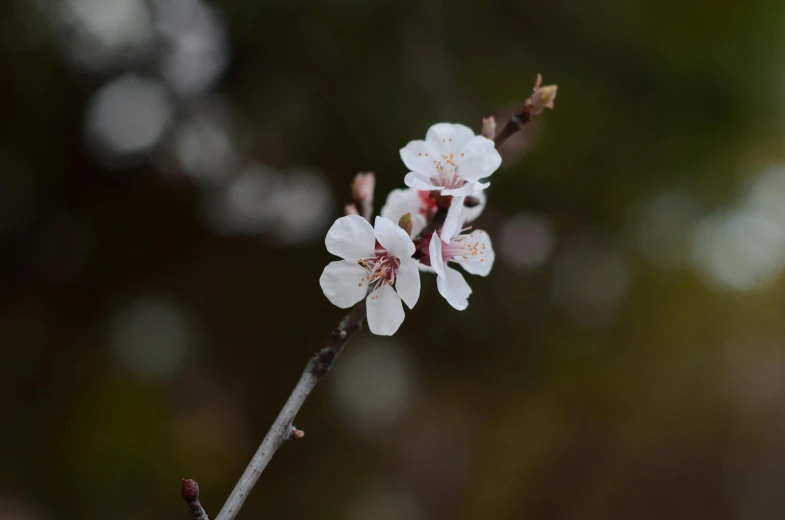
[358,246,401,294]
[431,160,466,190]
[441,231,487,263]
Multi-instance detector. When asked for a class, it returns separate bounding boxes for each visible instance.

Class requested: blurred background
[3,0,785,518]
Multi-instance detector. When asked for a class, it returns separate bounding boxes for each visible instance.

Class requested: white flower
[320,215,420,335]
[380,187,487,238]
[428,202,495,310]
[380,188,428,238]
[400,123,502,197]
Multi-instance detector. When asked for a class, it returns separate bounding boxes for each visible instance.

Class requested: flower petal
[425,123,475,155]
[325,214,376,261]
[395,258,420,309]
[374,216,415,259]
[404,172,442,191]
[410,214,428,238]
[380,188,426,237]
[400,140,439,175]
[436,265,472,311]
[320,260,369,308]
[464,189,486,223]
[457,229,495,277]
[417,262,436,274]
[429,232,446,279]
[380,188,420,221]
[456,136,502,181]
[441,183,480,197]
[441,196,465,243]
[366,283,405,335]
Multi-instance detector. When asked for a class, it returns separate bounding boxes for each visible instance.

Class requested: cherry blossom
[320,215,420,335]
[428,204,495,310]
[400,123,502,197]
[380,187,487,238]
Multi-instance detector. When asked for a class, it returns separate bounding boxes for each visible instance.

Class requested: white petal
[429,232,446,279]
[441,196,465,242]
[404,172,441,191]
[380,188,420,221]
[455,229,495,277]
[464,189,486,223]
[395,258,420,309]
[374,216,415,259]
[379,188,428,237]
[366,284,405,336]
[319,260,369,308]
[410,214,428,238]
[456,136,502,181]
[425,123,476,155]
[418,262,437,274]
[441,183,479,197]
[400,140,439,175]
[325,214,376,261]
[436,265,472,311]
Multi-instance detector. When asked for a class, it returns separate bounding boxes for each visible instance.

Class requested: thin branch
[494,74,558,149]
[213,301,368,520]
[183,78,557,519]
[182,479,209,520]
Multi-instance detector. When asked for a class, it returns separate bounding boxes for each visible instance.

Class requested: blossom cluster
[320,122,503,335]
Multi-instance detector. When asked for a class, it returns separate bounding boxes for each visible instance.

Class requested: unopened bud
[398,212,413,236]
[181,479,200,500]
[481,116,497,139]
[526,74,557,117]
[351,172,375,203]
[344,203,359,216]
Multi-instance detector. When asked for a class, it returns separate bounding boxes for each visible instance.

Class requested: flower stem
[207,301,367,520]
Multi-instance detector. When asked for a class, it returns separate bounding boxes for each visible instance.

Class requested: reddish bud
[351,172,375,203]
[182,479,200,500]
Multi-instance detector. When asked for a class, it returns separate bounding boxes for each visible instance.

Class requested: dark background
[3,0,785,519]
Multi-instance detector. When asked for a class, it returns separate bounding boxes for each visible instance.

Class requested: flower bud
[398,212,413,236]
[527,74,557,118]
[351,172,375,203]
[481,116,496,139]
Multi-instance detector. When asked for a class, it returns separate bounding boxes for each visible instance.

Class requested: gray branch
[213,301,368,520]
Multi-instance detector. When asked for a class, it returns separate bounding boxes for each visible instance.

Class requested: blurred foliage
[3,0,785,519]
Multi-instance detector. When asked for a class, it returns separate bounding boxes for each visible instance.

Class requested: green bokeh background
[3,0,785,519]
